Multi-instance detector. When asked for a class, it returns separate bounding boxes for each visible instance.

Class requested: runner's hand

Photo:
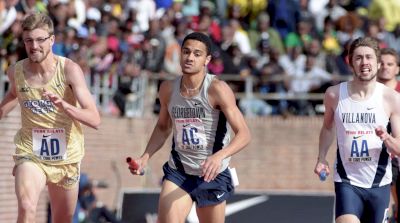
[42,88,65,109]
[375,126,389,141]
[127,157,146,175]
[201,153,224,182]
[314,159,330,178]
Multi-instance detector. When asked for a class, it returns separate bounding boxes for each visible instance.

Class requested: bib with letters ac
[167,74,231,176]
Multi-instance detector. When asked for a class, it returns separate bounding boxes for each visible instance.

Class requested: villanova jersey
[13,57,84,164]
[334,82,391,188]
[168,74,231,176]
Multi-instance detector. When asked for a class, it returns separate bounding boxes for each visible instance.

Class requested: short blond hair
[22,13,54,35]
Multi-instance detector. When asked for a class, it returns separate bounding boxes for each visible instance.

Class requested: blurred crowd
[1,0,400,116]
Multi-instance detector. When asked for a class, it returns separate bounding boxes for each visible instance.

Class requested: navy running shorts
[335,182,390,223]
[162,162,234,208]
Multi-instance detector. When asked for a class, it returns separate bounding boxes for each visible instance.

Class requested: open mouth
[360,67,371,75]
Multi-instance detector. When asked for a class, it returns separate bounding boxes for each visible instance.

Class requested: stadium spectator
[73,173,123,223]
[394,25,400,55]
[336,12,364,46]
[0,0,18,35]
[267,0,300,39]
[227,0,267,25]
[368,0,400,32]
[15,0,47,14]
[312,0,347,33]
[248,12,285,55]
[376,17,399,52]
[126,0,156,33]
[142,19,166,73]
[257,47,289,115]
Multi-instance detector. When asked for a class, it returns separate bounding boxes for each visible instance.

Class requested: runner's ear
[205,55,211,66]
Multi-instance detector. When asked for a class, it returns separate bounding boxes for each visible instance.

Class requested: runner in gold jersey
[0,13,100,223]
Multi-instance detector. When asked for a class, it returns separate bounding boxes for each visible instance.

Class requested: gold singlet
[13,56,84,165]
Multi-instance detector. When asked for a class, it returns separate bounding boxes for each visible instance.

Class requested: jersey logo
[353,135,362,139]
[23,99,55,114]
[53,83,62,89]
[19,87,30,92]
[366,107,375,110]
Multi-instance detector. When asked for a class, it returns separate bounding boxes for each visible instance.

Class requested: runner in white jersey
[334,81,391,187]
[315,37,400,223]
[377,48,400,222]
[128,32,251,223]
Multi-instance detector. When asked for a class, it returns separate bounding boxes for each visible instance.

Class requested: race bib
[32,128,67,161]
[344,130,374,163]
[175,118,207,151]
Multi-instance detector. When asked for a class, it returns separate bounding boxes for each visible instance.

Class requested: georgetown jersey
[334,82,391,188]
[13,57,85,164]
[168,74,231,176]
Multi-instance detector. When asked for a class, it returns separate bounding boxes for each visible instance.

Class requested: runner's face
[351,46,380,82]
[180,39,211,75]
[378,54,399,81]
[22,28,54,63]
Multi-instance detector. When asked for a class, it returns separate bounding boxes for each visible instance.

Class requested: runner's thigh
[158,180,193,223]
[196,201,226,223]
[15,162,47,204]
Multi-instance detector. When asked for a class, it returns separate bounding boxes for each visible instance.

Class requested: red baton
[126,157,145,175]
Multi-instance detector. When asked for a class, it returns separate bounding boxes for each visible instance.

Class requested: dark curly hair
[182,32,212,56]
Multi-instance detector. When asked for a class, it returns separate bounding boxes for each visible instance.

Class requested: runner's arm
[202,79,251,182]
[378,91,400,156]
[0,66,18,119]
[315,86,337,175]
[208,79,251,159]
[140,80,173,163]
[44,59,101,129]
